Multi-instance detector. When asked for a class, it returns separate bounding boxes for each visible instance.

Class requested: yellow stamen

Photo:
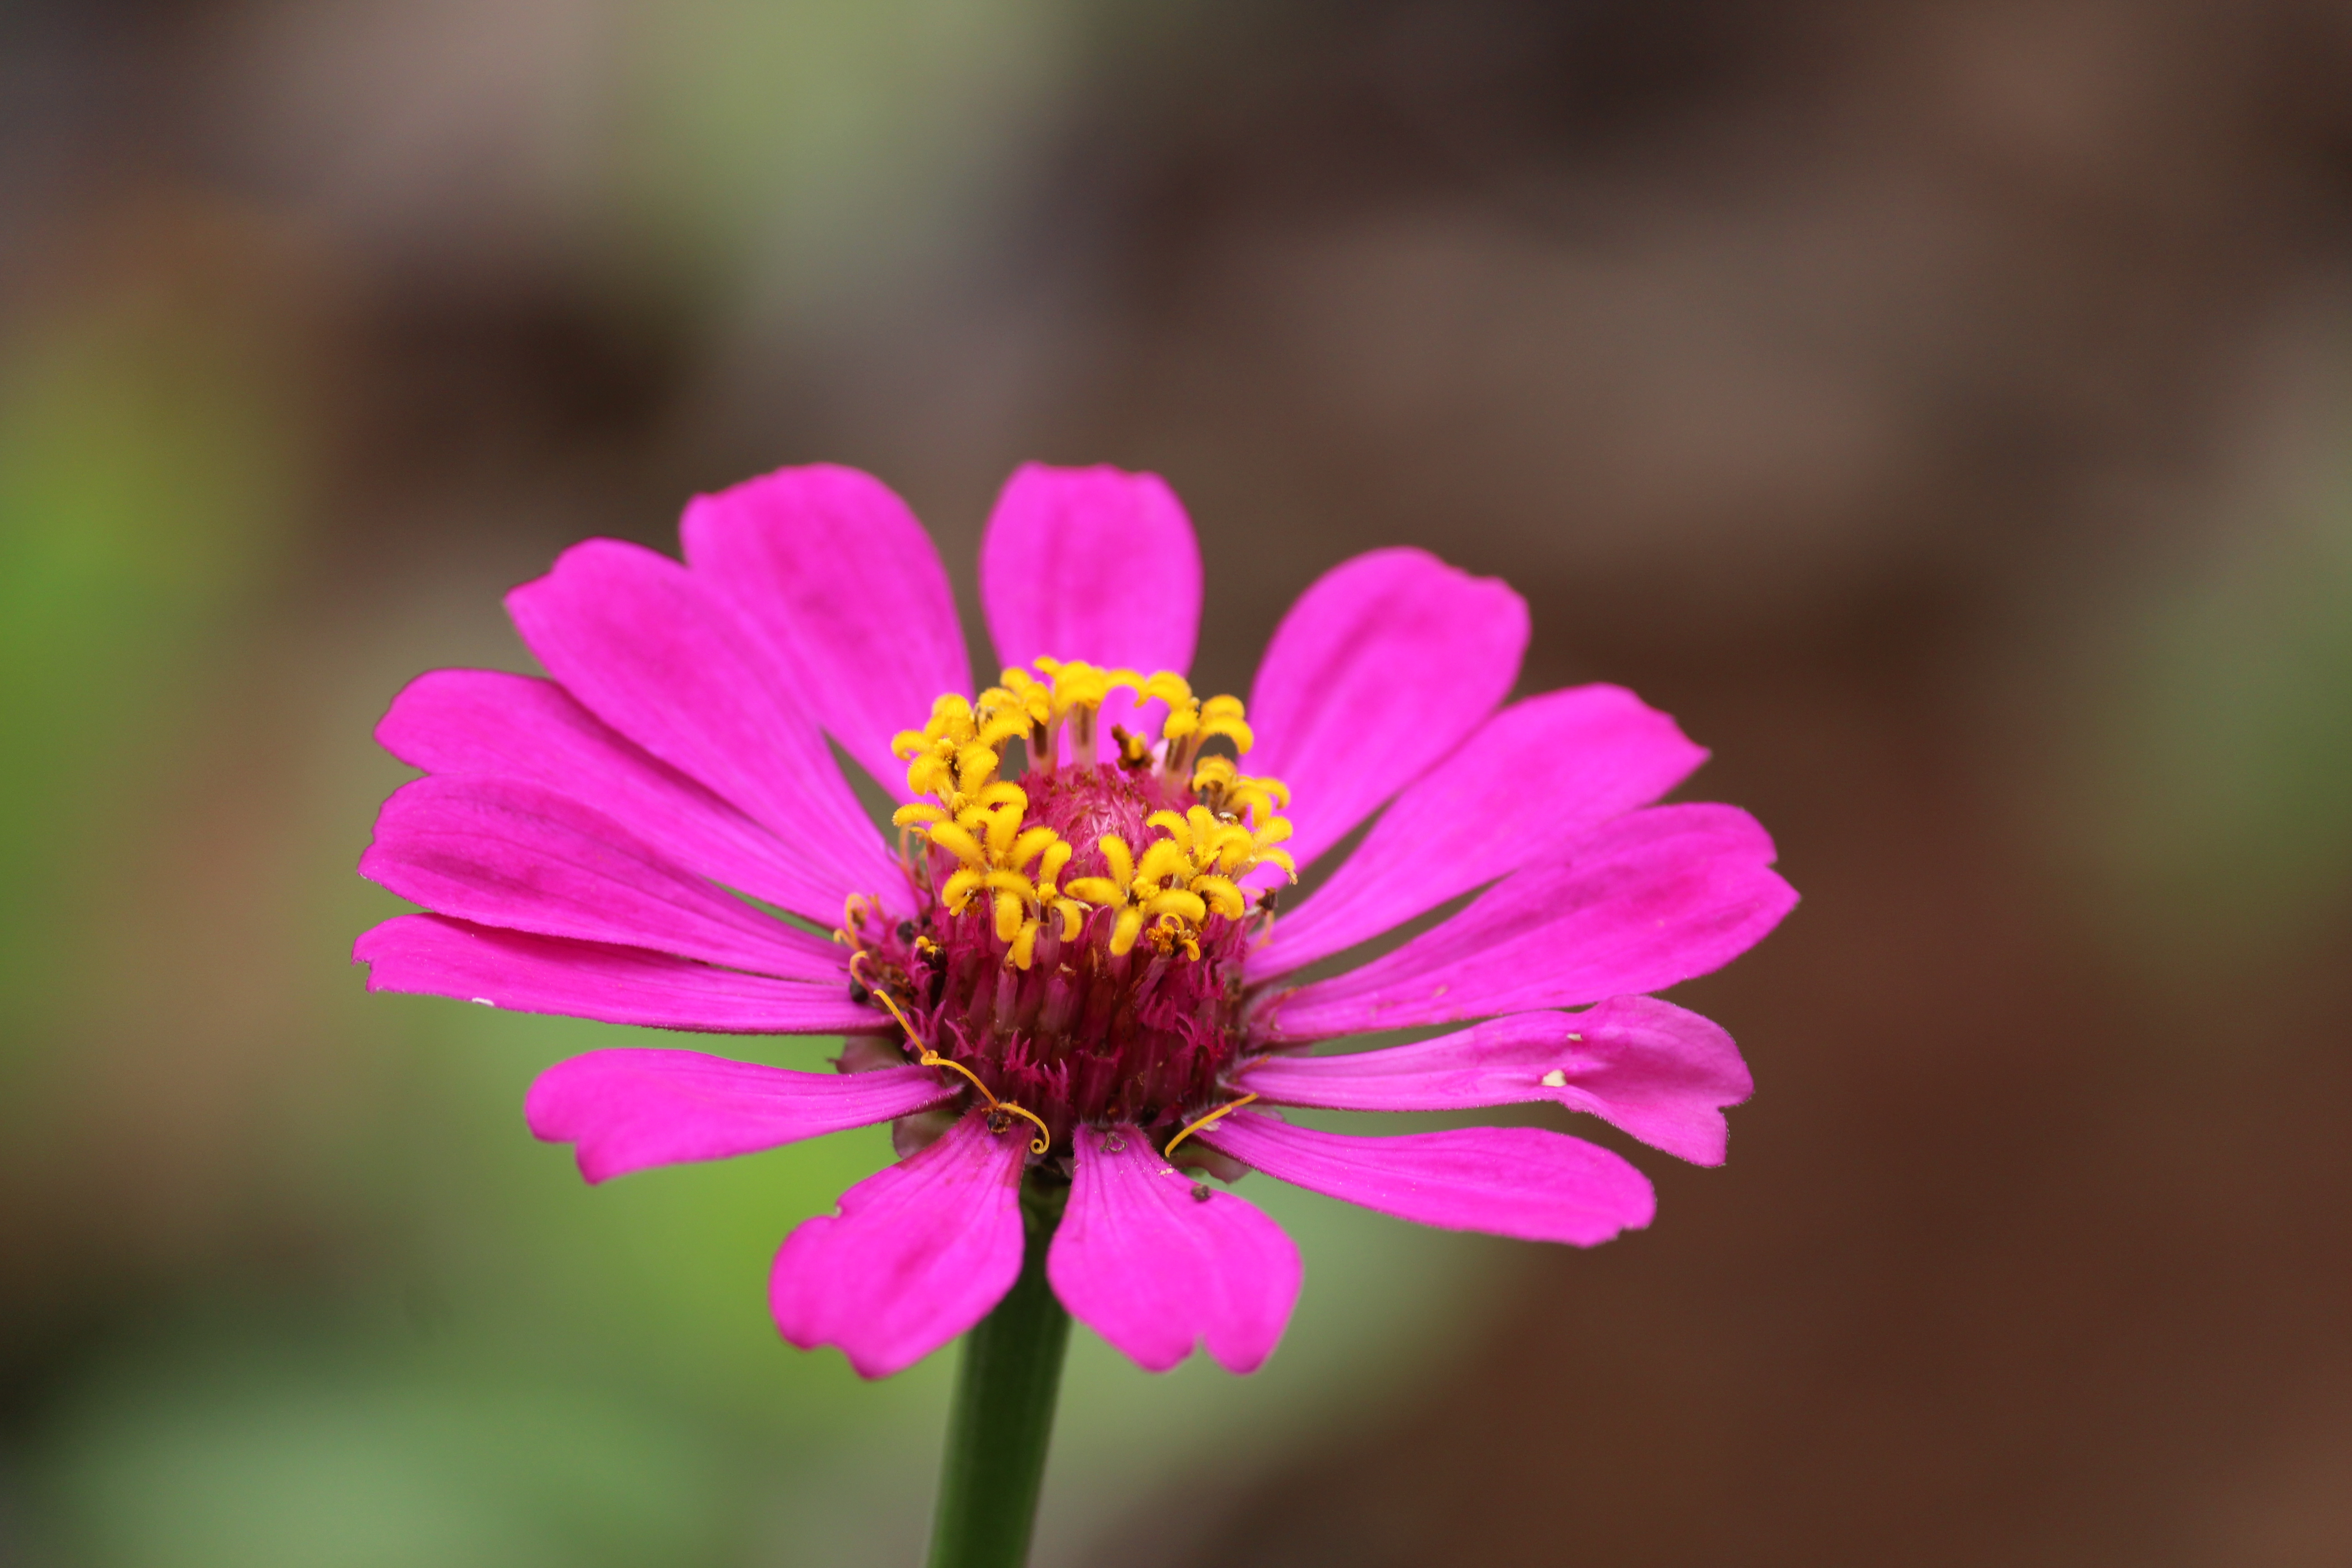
[928,819,987,865]
[940,865,985,912]
[1101,833,1135,887]
[1144,887,1207,924]
[1193,875,1246,919]
[1102,906,1140,956]
[993,888,1028,943]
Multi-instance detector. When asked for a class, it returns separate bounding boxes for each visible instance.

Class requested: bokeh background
[6,1,2352,1563]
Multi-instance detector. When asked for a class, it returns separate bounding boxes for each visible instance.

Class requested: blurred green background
[5,2,2352,1564]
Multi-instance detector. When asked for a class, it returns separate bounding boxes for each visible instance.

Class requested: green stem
[926,1172,1072,1568]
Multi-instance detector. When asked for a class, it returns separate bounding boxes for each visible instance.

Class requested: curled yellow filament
[855,956,1051,1155]
[979,1097,1054,1156]
[1161,1092,1260,1158]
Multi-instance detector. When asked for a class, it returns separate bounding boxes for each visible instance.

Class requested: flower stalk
[926,1172,1073,1568]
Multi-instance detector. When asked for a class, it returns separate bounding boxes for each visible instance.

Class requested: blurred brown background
[5,1,2352,1564]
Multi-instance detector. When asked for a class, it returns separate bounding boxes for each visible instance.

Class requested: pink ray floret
[354,460,1796,1378]
[1049,1125,1300,1374]
[1240,999,1750,1166]
[526,1051,954,1183]
[769,1112,1029,1379]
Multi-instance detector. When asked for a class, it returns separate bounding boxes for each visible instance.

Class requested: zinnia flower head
[355,462,1796,1379]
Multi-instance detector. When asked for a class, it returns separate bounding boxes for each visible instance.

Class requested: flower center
[839,660,1295,1151]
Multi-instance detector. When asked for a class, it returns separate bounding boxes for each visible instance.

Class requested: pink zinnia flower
[354,463,1795,1380]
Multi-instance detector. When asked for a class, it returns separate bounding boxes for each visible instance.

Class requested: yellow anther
[979,802,1025,853]
[971,780,1027,813]
[1033,839,1088,947]
[940,866,984,912]
[1160,688,1256,779]
[1196,697,1254,754]
[1008,825,1058,871]
[1191,756,1290,826]
[1132,837,1191,890]
[1109,906,1145,956]
[1163,1092,1259,1157]
[1193,875,1246,919]
[976,711,1030,752]
[1206,829,1255,874]
[1063,831,1149,954]
[993,669,1054,730]
[953,748,999,801]
[993,889,1028,943]
[928,820,987,866]
[1139,671,1193,709]
[1145,887,1208,924]
[983,868,1039,898]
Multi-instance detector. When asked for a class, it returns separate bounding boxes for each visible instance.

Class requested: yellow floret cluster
[885,662,1294,969]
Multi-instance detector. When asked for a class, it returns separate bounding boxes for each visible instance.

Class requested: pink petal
[1265,804,1797,1041]
[1250,685,1707,980]
[379,669,849,917]
[353,914,883,1033]
[979,461,1201,676]
[1246,549,1529,871]
[505,538,899,918]
[1198,1111,1654,1245]
[1046,1125,1301,1374]
[526,1049,951,1182]
[360,775,847,980]
[769,1112,1029,1379]
[1240,999,1751,1166]
[681,465,971,801]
